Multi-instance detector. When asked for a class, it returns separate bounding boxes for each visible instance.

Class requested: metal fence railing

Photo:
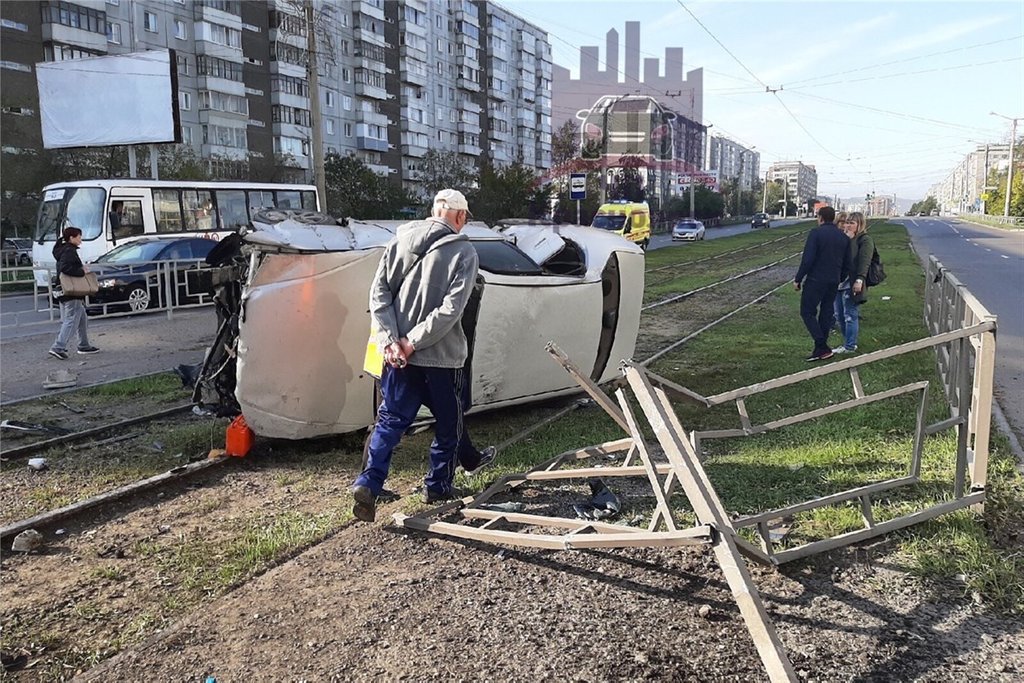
[0,258,216,327]
[923,254,997,501]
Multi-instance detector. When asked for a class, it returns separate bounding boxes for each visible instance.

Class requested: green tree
[908,196,939,216]
[552,171,601,225]
[551,120,579,168]
[324,153,415,220]
[470,162,549,225]
[419,149,476,200]
[608,157,645,202]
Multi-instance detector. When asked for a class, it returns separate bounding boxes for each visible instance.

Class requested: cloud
[876,15,1008,56]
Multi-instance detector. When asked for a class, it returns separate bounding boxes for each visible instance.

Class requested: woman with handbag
[48,226,100,360]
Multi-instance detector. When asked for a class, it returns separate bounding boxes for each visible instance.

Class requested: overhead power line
[672,0,768,90]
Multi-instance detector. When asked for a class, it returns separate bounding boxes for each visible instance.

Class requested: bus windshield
[591,215,626,230]
[35,187,106,242]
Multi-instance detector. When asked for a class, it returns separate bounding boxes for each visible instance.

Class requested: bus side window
[183,191,215,231]
[112,200,145,239]
[153,190,183,233]
[300,190,317,211]
[275,190,301,210]
[214,190,247,231]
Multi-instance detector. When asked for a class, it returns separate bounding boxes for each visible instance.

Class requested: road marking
[1002,254,1010,259]
[986,248,992,252]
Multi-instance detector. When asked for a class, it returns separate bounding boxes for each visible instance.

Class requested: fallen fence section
[396,303,997,682]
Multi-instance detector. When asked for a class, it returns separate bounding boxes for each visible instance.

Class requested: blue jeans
[51,299,91,353]
[834,287,860,350]
[356,364,469,497]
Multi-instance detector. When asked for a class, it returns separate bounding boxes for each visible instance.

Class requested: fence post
[164,261,175,321]
[968,321,997,511]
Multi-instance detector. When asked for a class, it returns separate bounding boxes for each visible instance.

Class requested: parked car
[671,219,706,241]
[2,237,32,266]
[190,211,645,439]
[86,236,216,314]
[751,213,771,229]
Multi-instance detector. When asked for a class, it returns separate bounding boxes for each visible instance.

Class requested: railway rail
[1,233,804,546]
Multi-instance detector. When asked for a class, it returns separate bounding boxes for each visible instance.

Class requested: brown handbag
[58,272,99,296]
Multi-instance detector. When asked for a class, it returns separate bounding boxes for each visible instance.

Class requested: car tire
[640,238,649,251]
[125,284,152,313]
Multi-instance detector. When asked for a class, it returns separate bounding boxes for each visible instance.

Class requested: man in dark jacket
[794,206,849,361]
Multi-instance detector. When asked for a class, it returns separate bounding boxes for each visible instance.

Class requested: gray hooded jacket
[369,217,480,368]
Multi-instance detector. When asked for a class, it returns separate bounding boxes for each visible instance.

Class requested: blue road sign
[569,173,587,201]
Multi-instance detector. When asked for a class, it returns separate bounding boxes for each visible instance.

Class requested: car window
[471,241,543,275]
[95,241,166,263]
[161,242,194,261]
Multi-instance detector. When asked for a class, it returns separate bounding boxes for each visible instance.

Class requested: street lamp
[990,111,1022,218]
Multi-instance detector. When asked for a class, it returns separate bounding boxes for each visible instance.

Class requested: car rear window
[471,241,543,275]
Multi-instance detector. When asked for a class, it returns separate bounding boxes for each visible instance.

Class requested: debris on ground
[42,369,78,390]
[572,479,621,520]
[11,529,44,552]
[480,501,527,513]
[1,420,70,435]
[27,458,48,472]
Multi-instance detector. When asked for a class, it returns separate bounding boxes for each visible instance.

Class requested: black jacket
[53,241,86,300]
[795,222,849,286]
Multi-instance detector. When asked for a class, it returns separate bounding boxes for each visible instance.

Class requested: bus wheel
[126,284,152,313]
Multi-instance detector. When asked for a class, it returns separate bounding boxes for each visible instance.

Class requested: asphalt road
[895,217,1024,441]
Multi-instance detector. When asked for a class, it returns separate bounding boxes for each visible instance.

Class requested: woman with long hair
[48,226,99,359]
[833,211,873,354]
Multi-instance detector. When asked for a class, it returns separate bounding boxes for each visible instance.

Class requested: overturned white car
[192,211,644,439]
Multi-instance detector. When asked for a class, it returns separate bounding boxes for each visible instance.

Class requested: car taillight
[584,122,602,140]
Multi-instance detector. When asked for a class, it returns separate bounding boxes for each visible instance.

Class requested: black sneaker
[806,349,834,362]
[351,485,376,522]
[463,446,497,476]
[423,486,466,505]
[48,349,69,360]
[77,346,100,355]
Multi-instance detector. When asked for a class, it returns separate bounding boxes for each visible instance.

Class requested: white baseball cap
[433,188,471,214]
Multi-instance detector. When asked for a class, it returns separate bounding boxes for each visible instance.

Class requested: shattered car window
[471,240,543,275]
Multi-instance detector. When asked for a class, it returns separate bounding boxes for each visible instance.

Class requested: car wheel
[126,284,152,313]
[640,238,650,251]
[19,254,31,266]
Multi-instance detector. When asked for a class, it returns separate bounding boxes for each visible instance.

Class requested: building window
[203,124,248,149]
[342,67,351,83]
[344,123,352,137]
[106,0,119,5]
[176,54,189,75]
[179,92,191,111]
[40,2,107,35]
[325,119,335,135]
[198,55,243,82]
[325,91,335,108]
[181,126,192,144]
[174,19,187,40]
[342,95,352,111]
[107,21,120,43]
[144,11,157,33]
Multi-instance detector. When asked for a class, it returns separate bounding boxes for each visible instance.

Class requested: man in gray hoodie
[352,189,494,522]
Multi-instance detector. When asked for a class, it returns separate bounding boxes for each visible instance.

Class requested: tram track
[0,237,802,547]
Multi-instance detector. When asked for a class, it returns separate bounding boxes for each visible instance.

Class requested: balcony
[353,27,387,48]
[458,99,482,114]
[458,77,481,93]
[354,1,385,22]
[355,82,388,100]
[357,136,389,152]
[41,25,107,52]
[458,143,481,156]
[491,145,511,164]
[366,162,392,177]
[402,166,422,181]
[400,62,429,87]
[402,143,428,158]
[488,127,512,143]
[357,109,389,127]
[457,120,481,136]
[456,53,480,71]
[488,87,508,102]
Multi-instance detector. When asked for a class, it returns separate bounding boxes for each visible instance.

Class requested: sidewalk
[0,308,217,402]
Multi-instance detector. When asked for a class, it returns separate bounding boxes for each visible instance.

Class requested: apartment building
[707,136,759,191]
[0,0,553,198]
[930,143,1010,214]
[767,161,818,207]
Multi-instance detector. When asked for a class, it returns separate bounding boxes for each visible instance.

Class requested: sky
[502,0,1024,202]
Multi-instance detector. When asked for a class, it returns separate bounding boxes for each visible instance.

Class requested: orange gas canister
[225,415,255,457]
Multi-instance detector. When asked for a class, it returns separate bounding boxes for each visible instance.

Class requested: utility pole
[305,1,326,211]
[761,170,768,213]
[991,111,1021,218]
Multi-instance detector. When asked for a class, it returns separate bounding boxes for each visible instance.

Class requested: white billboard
[36,49,180,149]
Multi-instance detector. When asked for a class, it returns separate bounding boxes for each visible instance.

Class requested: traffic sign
[569,173,587,201]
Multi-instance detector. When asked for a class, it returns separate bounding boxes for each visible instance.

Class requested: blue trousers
[800,278,838,353]
[356,364,480,497]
